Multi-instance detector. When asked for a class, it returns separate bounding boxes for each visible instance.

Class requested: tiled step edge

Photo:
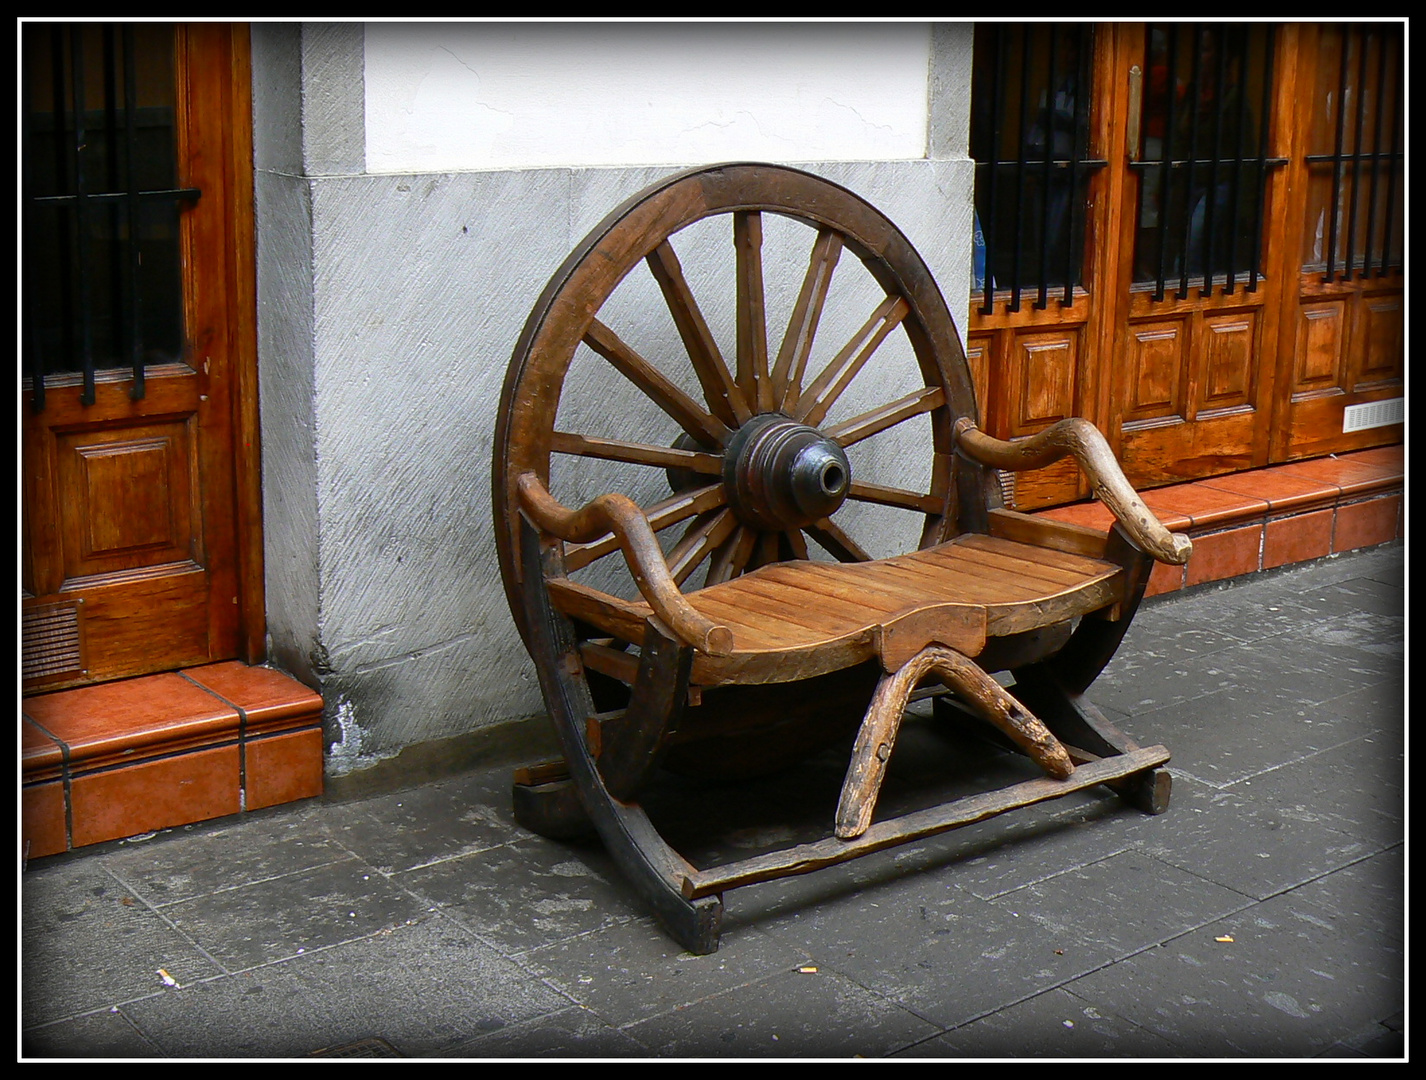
[22,661,323,861]
[1033,445,1404,598]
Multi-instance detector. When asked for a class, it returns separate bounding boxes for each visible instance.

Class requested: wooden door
[966,23,1274,504]
[1270,22,1405,461]
[1105,23,1287,488]
[968,23,1403,506]
[21,24,261,693]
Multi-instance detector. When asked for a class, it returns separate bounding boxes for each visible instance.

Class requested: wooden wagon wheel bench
[492,163,1192,954]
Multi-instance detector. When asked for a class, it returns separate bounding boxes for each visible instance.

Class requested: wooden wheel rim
[493,162,979,651]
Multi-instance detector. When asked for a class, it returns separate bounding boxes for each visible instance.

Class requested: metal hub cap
[722,413,851,532]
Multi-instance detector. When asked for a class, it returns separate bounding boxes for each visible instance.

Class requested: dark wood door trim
[182,23,264,664]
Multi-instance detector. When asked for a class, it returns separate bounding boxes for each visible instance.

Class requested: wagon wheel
[494,162,983,660]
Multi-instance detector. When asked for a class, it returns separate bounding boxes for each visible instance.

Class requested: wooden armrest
[515,472,734,656]
[954,418,1193,566]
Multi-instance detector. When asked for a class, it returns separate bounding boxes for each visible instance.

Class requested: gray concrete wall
[253,23,976,778]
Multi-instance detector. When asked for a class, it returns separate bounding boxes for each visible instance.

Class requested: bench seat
[550,528,1125,686]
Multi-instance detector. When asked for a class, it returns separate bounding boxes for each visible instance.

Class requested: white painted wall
[364,22,932,172]
[256,23,976,779]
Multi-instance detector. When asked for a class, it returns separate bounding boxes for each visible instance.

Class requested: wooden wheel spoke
[824,385,945,449]
[794,295,911,429]
[847,480,942,515]
[646,240,752,427]
[583,319,729,447]
[781,528,809,562]
[551,431,722,475]
[704,523,757,586]
[667,508,739,586]
[734,211,773,413]
[805,516,872,563]
[752,529,783,570]
[774,228,843,412]
[563,483,726,572]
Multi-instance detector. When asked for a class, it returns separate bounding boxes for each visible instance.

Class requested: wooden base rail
[680,745,1170,899]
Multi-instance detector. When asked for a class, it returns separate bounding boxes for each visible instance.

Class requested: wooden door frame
[182,22,265,665]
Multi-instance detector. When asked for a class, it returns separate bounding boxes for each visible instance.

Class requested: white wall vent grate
[1342,397,1404,433]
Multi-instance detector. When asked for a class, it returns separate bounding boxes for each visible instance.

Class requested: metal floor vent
[23,601,84,682]
[310,1037,403,1058]
[996,468,1016,509]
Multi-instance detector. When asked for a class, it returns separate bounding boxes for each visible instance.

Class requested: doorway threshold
[1032,445,1404,597]
[22,662,323,862]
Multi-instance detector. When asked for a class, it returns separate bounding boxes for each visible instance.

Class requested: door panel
[21,23,257,693]
[1122,319,1185,424]
[996,326,1085,509]
[1357,295,1402,388]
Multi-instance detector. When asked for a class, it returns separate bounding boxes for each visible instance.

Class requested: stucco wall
[362,23,933,171]
[253,22,975,777]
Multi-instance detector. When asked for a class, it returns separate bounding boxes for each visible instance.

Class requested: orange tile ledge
[22,662,323,861]
[1034,446,1403,599]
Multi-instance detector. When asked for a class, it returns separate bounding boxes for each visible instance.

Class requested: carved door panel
[21,24,258,693]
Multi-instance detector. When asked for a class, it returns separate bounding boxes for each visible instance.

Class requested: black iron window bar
[974,24,1105,315]
[22,24,199,413]
[1130,23,1285,303]
[1307,24,1403,284]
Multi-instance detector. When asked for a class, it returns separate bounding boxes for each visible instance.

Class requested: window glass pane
[1299,24,1403,278]
[23,23,184,378]
[1132,24,1273,290]
[970,24,1095,301]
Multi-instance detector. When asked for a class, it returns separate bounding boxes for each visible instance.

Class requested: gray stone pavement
[20,542,1405,1060]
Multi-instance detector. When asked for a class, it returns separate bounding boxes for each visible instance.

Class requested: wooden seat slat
[715,573,908,624]
[748,565,921,615]
[856,557,1055,605]
[958,531,1119,575]
[908,544,1101,590]
[689,586,865,641]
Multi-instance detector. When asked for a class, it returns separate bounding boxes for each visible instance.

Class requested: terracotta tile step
[22,662,323,861]
[1034,445,1403,599]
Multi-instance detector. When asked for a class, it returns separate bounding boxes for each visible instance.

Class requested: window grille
[22,23,197,412]
[971,24,1103,314]
[1304,23,1403,282]
[1130,23,1284,301]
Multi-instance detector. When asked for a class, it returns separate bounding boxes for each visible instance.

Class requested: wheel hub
[722,413,851,532]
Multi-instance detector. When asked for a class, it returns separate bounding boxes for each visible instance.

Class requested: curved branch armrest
[515,472,735,656]
[954,418,1193,566]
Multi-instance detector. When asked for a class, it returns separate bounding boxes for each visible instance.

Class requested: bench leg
[512,766,595,840]
[1009,664,1171,815]
[519,520,725,954]
[836,645,1075,840]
